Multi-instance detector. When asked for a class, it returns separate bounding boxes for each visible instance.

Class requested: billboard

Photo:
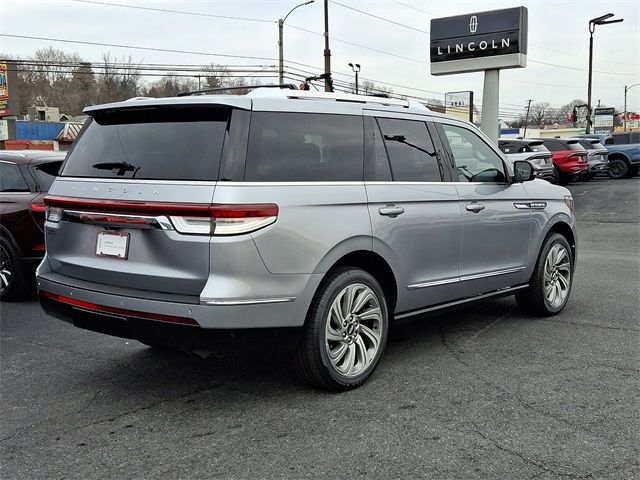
[0,63,9,116]
[593,107,615,135]
[445,91,474,122]
[430,7,528,75]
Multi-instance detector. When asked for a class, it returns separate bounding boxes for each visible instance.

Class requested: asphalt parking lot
[1,177,638,480]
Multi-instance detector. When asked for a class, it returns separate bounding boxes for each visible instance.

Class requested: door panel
[438,122,532,295]
[364,114,462,313]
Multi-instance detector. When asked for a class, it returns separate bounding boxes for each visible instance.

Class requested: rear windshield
[565,141,586,151]
[541,139,564,152]
[577,140,605,150]
[61,106,228,180]
[526,143,549,153]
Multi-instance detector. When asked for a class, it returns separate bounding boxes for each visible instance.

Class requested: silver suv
[37,88,577,390]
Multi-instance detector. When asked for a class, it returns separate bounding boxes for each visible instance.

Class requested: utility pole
[624,84,640,131]
[523,99,532,138]
[278,1,315,86]
[323,0,331,92]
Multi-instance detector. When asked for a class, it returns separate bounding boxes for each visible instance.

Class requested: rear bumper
[533,167,554,181]
[39,292,301,351]
[36,267,322,331]
[587,160,609,174]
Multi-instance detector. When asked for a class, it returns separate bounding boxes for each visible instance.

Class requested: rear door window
[377,118,441,182]
[0,162,29,192]
[245,112,364,181]
[61,106,229,181]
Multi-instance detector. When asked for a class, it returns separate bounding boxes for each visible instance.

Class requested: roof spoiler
[177,84,298,97]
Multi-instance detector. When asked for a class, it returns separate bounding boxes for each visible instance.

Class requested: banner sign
[593,107,615,135]
[445,91,474,122]
[0,63,9,116]
[430,7,528,75]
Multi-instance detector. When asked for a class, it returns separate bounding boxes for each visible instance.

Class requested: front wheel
[516,233,573,316]
[607,158,629,179]
[293,267,388,391]
[0,239,26,302]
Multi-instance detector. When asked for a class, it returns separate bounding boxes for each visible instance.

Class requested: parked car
[498,139,555,182]
[571,138,609,180]
[37,89,577,390]
[578,133,640,179]
[0,151,65,300]
[535,138,589,185]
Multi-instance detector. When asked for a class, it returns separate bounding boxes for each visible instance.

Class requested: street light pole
[624,84,640,131]
[278,0,315,85]
[586,13,623,134]
[348,63,361,94]
[323,0,332,92]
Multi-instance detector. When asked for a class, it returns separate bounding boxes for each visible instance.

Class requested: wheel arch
[316,248,398,315]
[607,152,631,165]
[546,219,576,268]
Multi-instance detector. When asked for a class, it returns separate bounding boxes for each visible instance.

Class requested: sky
[1,0,639,120]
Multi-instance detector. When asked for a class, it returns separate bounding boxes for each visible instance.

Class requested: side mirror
[514,161,534,182]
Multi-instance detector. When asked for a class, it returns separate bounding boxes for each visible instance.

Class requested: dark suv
[0,151,65,300]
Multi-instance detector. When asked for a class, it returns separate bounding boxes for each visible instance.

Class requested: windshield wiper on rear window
[92,161,140,177]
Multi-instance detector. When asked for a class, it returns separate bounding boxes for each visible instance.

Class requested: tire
[555,166,570,185]
[516,233,573,316]
[0,238,26,302]
[293,267,389,391]
[631,164,640,177]
[583,173,596,181]
[552,166,561,184]
[607,158,629,179]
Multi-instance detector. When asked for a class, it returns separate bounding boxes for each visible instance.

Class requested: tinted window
[526,143,549,153]
[0,162,29,192]
[378,118,441,182]
[364,117,392,181]
[441,124,506,183]
[33,161,63,191]
[245,112,363,182]
[61,106,228,180]
[542,139,564,152]
[563,141,586,151]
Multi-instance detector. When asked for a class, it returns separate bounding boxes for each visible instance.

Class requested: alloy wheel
[324,283,383,378]
[0,244,12,294]
[543,244,571,308]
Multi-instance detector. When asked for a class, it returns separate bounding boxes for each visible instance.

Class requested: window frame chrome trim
[200,297,296,306]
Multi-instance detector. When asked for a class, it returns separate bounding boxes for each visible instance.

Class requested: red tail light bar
[40,291,200,326]
[30,203,46,213]
[43,196,278,236]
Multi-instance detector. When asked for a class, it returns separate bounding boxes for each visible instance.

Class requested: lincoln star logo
[469,15,478,33]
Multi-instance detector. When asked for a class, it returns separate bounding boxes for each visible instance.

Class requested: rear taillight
[568,153,587,162]
[43,196,278,236]
[169,204,279,236]
[30,203,46,213]
[45,206,63,223]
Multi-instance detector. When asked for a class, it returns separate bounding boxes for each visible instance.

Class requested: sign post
[430,7,528,144]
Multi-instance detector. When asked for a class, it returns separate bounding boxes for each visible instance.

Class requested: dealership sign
[430,7,528,75]
[593,107,615,135]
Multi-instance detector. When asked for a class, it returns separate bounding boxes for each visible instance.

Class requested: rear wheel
[516,233,573,316]
[0,239,26,302]
[293,267,388,391]
[607,158,629,179]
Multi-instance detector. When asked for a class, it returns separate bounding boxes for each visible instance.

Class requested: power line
[389,0,436,16]
[528,59,638,77]
[73,0,274,24]
[0,34,278,63]
[329,0,428,34]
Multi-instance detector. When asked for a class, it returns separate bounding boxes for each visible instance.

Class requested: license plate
[96,231,129,259]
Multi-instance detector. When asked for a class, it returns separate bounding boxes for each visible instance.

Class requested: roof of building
[56,122,84,142]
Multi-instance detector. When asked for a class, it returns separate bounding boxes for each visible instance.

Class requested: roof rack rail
[177,84,298,97]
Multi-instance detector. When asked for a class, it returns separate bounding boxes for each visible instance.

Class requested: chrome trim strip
[513,203,531,210]
[218,181,365,187]
[459,266,525,282]
[407,266,526,290]
[56,177,219,186]
[407,277,460,290]
[63,210,174,230]
[201,297,296,306]
[0,191,33,195]
[394,285,529,320]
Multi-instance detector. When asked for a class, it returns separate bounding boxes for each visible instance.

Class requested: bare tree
[95,53,143,104]
[146,75,198,97]
[529,102,551,126]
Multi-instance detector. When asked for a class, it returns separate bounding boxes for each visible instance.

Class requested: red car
[536,138,589,185]
[0,151,65,300]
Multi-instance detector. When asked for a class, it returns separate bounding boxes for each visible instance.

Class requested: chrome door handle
[379,205,405,218]
[466,203,485,213]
